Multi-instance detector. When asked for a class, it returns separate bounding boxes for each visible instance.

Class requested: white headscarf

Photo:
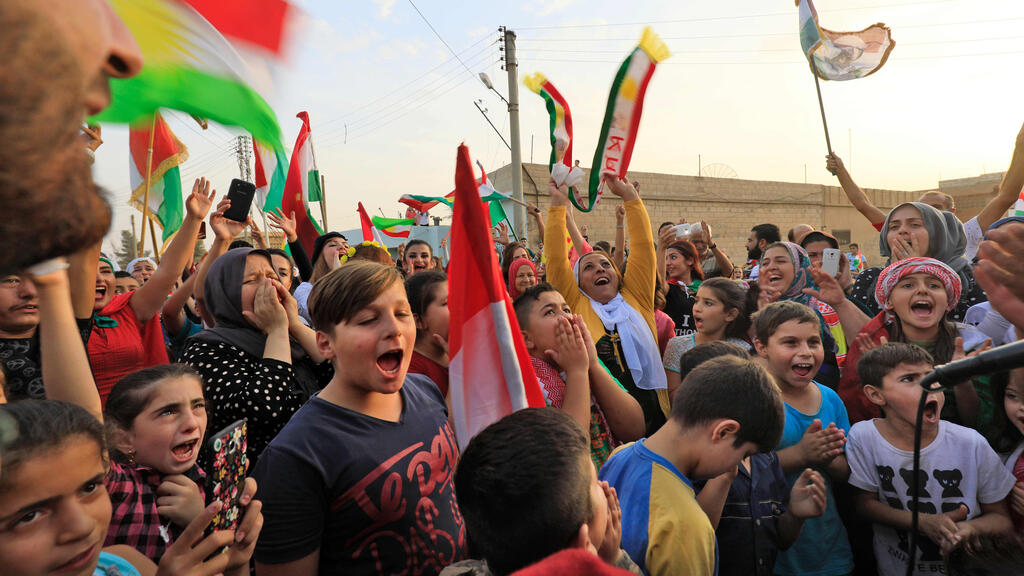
[127,257,156,275]
[574,254,667,391]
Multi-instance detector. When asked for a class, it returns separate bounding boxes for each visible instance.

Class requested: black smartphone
[223,179,256,223]
[206,419,248,533]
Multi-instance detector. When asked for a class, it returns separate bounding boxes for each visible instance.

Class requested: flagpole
[810,61,834,155]
[139,115,157,260]
[319,174,329,231]
[149,218,161,264]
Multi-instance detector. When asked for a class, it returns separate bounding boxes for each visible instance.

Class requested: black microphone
[921,339,1024,389]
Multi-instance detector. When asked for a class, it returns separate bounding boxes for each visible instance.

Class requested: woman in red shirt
[87,178,215,402]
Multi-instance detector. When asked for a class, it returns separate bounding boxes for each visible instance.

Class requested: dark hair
[885,316,957,367]
[228,240,252,250]
[266,247,293,264]
[857,343,934,389]
[698,278,751,340]
[751,300,822,345]
[309,261,405,331]
[501,242,529,285]
[513,282,559,331]
[751,223,781,245]
[405,270,447,338]
[849,243,859,249]
[105,364,204,462]
[659,222,675,232]
[671,355,784,452]
[666,240,705,282]
[678,341,751,382]
[593,240,612,254]
[800,231,839,250]
[114,270,133,279]
[988,369,1023,454]
[455,407,591,576]
[0,400,105,491]
[404,239,433,260]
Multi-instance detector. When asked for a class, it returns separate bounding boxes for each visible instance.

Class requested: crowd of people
[5,2,1024,576]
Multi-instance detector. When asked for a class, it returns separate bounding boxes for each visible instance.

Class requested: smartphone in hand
[206,419,248,533]
[223,179,256,223]
[822,248,841,277]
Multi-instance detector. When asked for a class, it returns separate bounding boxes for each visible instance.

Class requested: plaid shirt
[104,460,206,562]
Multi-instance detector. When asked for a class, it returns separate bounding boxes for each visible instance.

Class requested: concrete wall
[939,172,1004,222]
[492,163,922,266]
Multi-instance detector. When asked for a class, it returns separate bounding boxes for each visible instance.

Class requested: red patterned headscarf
[508,258,538,300]
[874,257,962,316]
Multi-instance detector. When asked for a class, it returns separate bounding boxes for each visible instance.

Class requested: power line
[516,47,1024,66]
[514,0,957,30]
[406,0,479,79]
[318,34,496,129]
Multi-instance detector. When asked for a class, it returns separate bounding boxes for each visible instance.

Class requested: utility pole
[235,135,252,181]
[500,27,525,241]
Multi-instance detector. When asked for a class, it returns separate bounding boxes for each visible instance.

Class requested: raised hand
[266,208,298,243]
[803,265,847,308]
[700,220,713,246]
[855,333,888,354]
[788,468,827,520]
[796,419,846,468]
[243,279,288,335]
[210,199,249,242]
[657,224,677,249]
[155,502,235,576]
[526,201,542,217]
[952,336,992,363]
[615,204,626,225]
[185,177,216,220]
[825,153,844,176]
[156,475,205,528]
[602,174,639,202]
[545,316,589,376]
[548,178,569,205]
[493,221,510,246]
[597,481,623,564]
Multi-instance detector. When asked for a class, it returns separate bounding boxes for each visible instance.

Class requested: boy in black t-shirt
[254,261,465,576]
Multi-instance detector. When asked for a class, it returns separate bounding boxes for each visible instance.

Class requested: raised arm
[527,202,545,251]
[827,154,886,226]
[29,262,102,420]
[701,221,734,278]
[161,273,198,336]
[131,178,215,322]
[194,198,250,320]
[544,180,583,310]
[614,205,627,270]
[565,206,591,255]
[978,121,1024,231]
[268,209,313,281]
[68,243,101,319]
[605,176,655,312]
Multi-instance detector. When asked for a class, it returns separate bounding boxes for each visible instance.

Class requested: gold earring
[126,449,136,466]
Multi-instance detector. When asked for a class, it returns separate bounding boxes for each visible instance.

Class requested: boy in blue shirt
[752,301,854,576]
[600,354,785,576]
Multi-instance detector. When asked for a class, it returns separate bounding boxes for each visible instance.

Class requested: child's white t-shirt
[847,419,1014,575]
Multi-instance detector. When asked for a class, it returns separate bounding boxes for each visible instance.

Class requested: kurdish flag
[129,112,188,251]
[448,144,544,449]
[94,0,290,152]
[253,139,287,213]
[1014,189,1024,217]
[282,112,324,254]
[399,192,454,212]
[588,28,670,212]
[357,202,386,244]
[372,217,415,239]
[798,0,895,81]
[524,73,574,170]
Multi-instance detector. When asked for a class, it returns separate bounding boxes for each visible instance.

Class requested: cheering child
[752,301,855,576]
[103,364,209,562]
[662,278,753,398]
[847,343,1013,573]
[253,261,464,576]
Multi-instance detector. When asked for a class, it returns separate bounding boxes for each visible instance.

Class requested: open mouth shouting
[909,299,935,318]
[171,438,200,463]
[791,362,815,380]
[594,276,611,286]
[923,397,941,424]
[376,348,405,377]
[94,284,107,303]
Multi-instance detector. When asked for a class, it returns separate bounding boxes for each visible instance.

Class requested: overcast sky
[91,0,1024,253]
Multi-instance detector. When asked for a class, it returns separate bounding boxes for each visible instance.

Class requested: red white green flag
[253,139,287,213]
[94,0,292,154]
[587,27,670,212]
[129,112,188,251]
[448,144,544,449]
[282,112,324,254]
[372,217,415,239]
[357,202,386,244]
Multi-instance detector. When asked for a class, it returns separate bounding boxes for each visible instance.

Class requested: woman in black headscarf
[181,247,332,466]
[849,201,986,322]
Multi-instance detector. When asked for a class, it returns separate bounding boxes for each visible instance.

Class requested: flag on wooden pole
[797,0,895,81]
[129,112,188,252]
[282,112,324,254]
[448,144,544,449]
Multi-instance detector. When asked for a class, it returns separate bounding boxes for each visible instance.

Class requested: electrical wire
[406,0,480,79]
[514,0,958,30]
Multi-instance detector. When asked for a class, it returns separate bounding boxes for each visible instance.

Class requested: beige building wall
[492,163,922,267]
[938,172,1004,223]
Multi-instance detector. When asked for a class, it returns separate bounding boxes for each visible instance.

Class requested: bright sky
[92,0,1024,253]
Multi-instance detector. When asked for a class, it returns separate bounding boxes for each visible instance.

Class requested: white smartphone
[822,248,841,277]
[670,223,689,237]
